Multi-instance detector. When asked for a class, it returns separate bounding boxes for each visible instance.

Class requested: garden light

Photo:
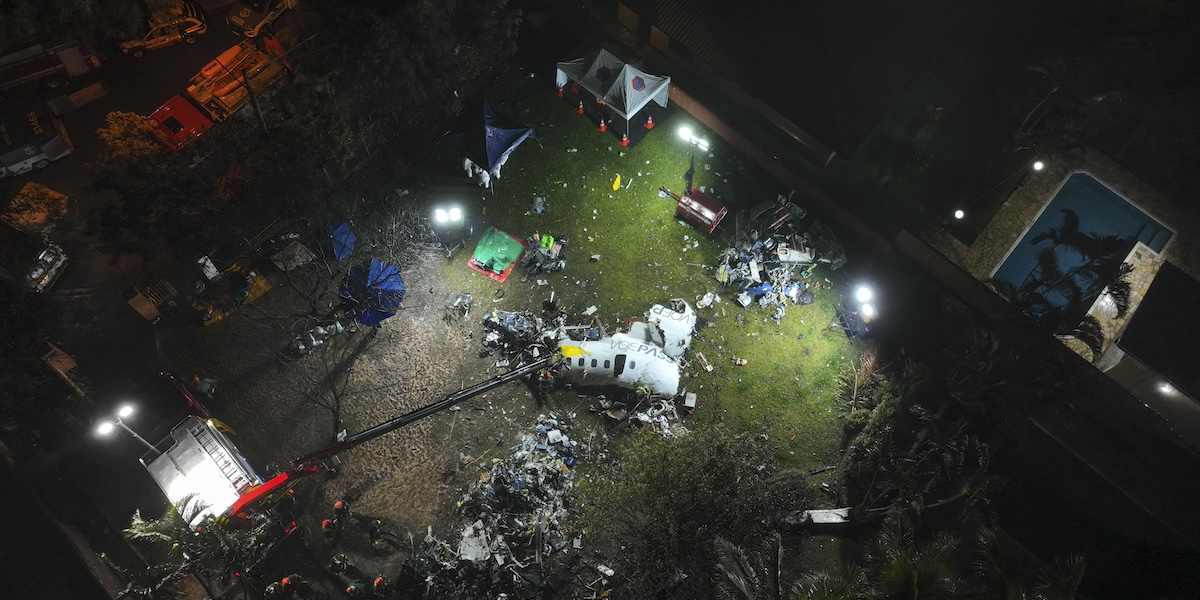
[1033,160,1045,171]
[954,209,965,219]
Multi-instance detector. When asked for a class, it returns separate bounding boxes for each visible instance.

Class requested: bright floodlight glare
[96,421,115,435]
[1033,160,1045,171]
[1159,383,1174,394]
[697,139,710,151]
[448,207,462,222]
[118,404,135,418]
[855,286,873,303]
[678,126,693,142]
[954,209,965,219]
[861,303,877,319]
[434,208,449,223]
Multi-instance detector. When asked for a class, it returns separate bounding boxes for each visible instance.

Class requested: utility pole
[243,67,268,134]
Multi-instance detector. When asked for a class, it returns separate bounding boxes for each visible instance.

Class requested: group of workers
[266,500,393,597]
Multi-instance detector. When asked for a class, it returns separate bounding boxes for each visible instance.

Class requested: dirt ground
[156,245,606,582]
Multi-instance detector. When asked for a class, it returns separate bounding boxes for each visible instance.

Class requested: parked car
[0,221,68,294]
[119,2,208,58]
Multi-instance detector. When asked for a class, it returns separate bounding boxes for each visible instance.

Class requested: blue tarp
[339,258,406,326]
[328,222,356,261]
[442,100,535,175]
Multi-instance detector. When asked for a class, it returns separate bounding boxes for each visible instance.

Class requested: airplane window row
[574,357,635,369]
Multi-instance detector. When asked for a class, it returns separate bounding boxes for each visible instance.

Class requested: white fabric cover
[555,49,671,125]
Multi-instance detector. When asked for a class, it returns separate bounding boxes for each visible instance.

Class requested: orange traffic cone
[644,115,655,130]
[556,86,563,98]
[577,101,584,115]
[620,133,630,147]
[598,119,607,133]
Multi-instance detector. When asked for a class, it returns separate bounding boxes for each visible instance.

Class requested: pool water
[992,172,1172,305]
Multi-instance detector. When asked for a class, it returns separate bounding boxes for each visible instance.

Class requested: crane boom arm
[224,356,553,520]
[290,355,553,469]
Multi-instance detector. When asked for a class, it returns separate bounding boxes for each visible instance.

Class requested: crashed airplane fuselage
[555,300,696,397]
[558,334,681,397]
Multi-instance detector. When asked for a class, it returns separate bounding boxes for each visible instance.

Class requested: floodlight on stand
[1033,160,1045,171]
[855,286,873,304]
[954,209,965,220]
[434,208,449,224]
[678,126,693,142]
[860,303,877,320]
[448,207,462,222]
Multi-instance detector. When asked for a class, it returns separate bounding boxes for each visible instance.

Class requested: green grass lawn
[434,68,858,471]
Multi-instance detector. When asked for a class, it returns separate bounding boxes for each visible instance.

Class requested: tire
[132,48,145,58]
[34,159,50,169]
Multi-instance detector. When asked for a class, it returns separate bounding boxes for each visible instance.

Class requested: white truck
[0,103,74,177]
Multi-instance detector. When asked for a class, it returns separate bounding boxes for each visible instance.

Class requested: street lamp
[96,404,160,456]
[678,126,709,195]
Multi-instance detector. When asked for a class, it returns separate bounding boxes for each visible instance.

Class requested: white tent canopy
[555,49,671,127]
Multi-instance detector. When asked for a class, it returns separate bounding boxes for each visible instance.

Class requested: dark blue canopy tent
[328,222,356,261]
[339,258,406,326]
[442,100,535,177]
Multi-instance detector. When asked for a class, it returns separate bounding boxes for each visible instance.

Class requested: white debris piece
[459,520,491,563]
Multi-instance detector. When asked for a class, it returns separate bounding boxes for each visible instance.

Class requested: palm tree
[793,567,870,600]
[123,495,220,599]
[973,526,1086,600]
[101,552,186,600]
[864,511,963,600]
[713,532,796,600]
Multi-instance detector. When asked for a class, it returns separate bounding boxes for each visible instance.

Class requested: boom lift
[215,355,554,522]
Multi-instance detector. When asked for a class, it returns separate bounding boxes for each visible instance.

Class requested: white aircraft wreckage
[479,298,696,397]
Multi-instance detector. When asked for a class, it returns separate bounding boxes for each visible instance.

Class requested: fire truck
[0,103,73,177]
[144,356,554,524]
[149,38,288,149]
[0,41,100,100]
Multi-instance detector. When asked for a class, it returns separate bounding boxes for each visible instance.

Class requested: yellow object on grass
[612,175,621,190]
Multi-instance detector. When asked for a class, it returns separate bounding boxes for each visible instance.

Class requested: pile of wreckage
[409,413,584,598]
[713,200,846,315]
[517,233,569,283]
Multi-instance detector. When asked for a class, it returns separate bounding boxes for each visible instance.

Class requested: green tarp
[472,228,523,273]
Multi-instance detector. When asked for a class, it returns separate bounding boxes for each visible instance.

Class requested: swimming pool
[992,172,1173,305]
